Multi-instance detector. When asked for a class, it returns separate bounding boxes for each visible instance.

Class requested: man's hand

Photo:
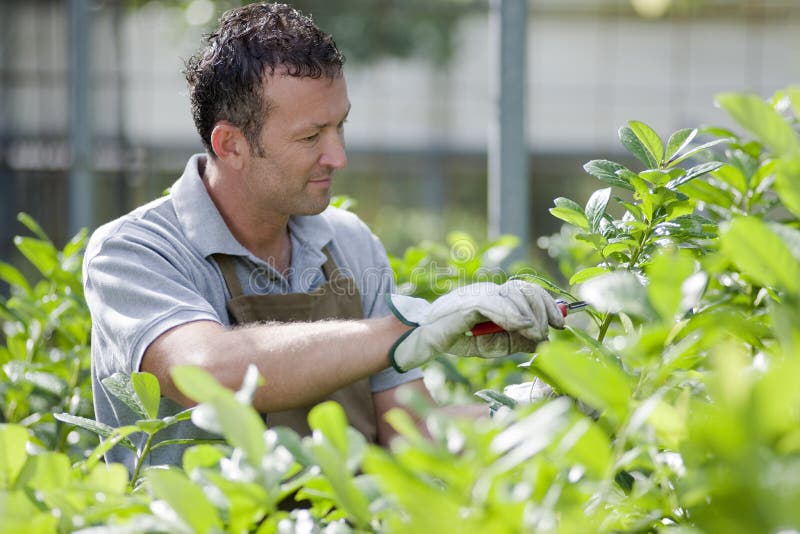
[387,280,565,372]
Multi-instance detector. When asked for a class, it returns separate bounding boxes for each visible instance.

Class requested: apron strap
[212,253,245,299]
[215,248,339,299]
[320,248,340,281]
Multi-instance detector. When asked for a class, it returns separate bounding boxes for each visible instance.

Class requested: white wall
[344,11,800,154]
[5,3,799,156]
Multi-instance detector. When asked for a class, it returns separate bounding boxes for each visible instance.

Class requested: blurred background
[1,0,799,277]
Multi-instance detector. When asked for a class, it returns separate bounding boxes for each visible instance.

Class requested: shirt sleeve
[84,227,221,378]
[358,228,425,392]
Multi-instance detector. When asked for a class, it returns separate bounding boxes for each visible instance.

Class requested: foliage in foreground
[2,86,800,532]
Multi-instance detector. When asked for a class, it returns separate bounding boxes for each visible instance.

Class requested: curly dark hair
[184,3,345,157]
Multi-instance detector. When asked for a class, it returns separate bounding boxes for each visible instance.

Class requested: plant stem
[597,313,614,343]
[131,432,156,488]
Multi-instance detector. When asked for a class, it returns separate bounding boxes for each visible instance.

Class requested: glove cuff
[385,293,429,326]
[388,327,419,373]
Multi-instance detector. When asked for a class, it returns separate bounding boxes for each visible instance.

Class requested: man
[83,2,564,473]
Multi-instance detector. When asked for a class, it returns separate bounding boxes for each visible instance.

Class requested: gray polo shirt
[83,154,422,471]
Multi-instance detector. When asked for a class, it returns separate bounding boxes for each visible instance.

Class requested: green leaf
[17,213,51,242]
[553,196,584,212]
[767,222,800,264]
[101,373,150,420]
[549,207,589,231]
[558,415,613,479]
[203,395,266,462]
[639,169,673,187]
[578,271,652,318]
[330,195,357,211]
[170,365,229,403]
[711,163,748,195]
[602,241,634,257]
[13,452,70,491]
[751,159,779,193]
[645,248,697,322]
[171,366,266,463]
[666,161,724,190]
[630,175,655,221]
[721,217,800,293]
[619,200,644,221]
[585,188,611,233]
[775,157,800,219]
[788,86,800,117]
[665,128,697,163]
[82,461,130,495]
[583,160,635,191]
[0,263,30,294]
[308,403,371,528]
[629,120,664,166]
[569,266,610,285]
[132,372,161,420]
[270,427,314,466]
[151,438,225,451]
[490,398,572,472]
[620,126,658,168]
[181,444,225,472]
[54,413,138,450]
[0,425,30,489]
[13,237,58,277]
[146,468,223,533]
[81,426,141,471]
[0,491,58,534]
[668,138,730,167]
[475,389,517,411]
[753,357,800,443]
[308,401,350,456]
[716,92,800,156]
[677,179,735,209]
[24,371,67,397]
[534,343,632,425]
[135,419,166,434]
[566,325,624,370]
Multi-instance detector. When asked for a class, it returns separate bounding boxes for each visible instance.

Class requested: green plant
[0,215,95,458]
[513,87,800,531]
[5,87,800,533]
[58,364,382,531]
[0,422,142,534]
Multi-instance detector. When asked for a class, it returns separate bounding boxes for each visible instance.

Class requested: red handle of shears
[468,300,586,336]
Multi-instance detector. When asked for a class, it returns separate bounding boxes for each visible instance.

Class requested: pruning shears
[467,300,589,337]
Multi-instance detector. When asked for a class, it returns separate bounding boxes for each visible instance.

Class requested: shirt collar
[172,154,334,264]
[288,211,334,270]
[172,154,249,259]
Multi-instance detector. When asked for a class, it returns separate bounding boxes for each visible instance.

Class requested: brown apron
[212,250,378,444]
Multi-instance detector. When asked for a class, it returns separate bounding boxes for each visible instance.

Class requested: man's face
[243,71,350,218]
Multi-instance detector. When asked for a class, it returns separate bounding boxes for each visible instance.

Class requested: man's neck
[202,156,292,271]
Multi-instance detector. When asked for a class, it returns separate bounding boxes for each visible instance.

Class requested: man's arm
[141,315,410,412]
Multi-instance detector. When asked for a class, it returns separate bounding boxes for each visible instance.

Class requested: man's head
[184,3,345,158]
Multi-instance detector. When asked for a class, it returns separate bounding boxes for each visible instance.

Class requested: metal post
[69,0,94,235]
[488,0,529,264]
[0,2,13,269]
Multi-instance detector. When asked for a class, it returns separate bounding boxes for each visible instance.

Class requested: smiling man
[83,2,564,474]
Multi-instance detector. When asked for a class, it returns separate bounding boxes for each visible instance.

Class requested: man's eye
[303,132,320,142]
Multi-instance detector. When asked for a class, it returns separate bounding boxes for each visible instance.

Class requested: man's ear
[210,122,248,169]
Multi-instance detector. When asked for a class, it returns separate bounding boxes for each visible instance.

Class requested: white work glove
[387,280,565,372]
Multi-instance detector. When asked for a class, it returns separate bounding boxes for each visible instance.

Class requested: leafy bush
[0,215,96,458]
[2,86,800,532]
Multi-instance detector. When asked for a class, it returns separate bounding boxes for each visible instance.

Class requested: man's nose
[320,131,347,169]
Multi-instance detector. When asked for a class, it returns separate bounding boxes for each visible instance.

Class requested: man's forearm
[142,315,410,412]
